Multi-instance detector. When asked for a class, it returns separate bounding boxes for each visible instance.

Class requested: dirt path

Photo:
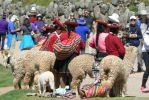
[0,86,14,95]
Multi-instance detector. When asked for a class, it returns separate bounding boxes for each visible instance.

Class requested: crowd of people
[0,6,149,93]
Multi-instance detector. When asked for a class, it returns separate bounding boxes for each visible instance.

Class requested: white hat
[10,15,19,22]
[130,16,137,20]
[108,13,120,23]
[138,9,149,15]
[37,14,42,17]
[31,7,37,12]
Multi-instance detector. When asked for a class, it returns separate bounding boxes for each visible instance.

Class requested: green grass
[0,65,13,87]
[12,0,53,7]
[0,89,149,100]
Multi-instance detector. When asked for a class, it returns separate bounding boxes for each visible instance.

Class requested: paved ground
[0,40,149,97]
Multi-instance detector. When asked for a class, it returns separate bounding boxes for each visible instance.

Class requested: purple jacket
[0,19,8,34]
[34,20,45,34]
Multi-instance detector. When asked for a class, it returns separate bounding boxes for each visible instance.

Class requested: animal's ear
[34,71,39,75]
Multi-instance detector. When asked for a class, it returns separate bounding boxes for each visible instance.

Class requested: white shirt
[142,30,149,52]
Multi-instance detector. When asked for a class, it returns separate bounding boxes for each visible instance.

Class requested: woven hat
[108,13,120,23]
[54,17,66,30]
[107,24,122,29]
[64,21,78,27]
[96,20,108,26]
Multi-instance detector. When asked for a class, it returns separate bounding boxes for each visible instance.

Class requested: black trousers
[142,52,149,87]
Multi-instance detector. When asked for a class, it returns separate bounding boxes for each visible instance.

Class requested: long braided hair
[96,24,107,47]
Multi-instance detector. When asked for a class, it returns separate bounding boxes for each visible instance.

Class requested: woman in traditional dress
[19,18,37,50]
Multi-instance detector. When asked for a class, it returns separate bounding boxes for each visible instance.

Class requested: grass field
[0,89,149,100]
[0,65,13,87]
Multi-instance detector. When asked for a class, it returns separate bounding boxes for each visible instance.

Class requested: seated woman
[89,20,109,59]
[105,24,125,59]
[19,17,37,50]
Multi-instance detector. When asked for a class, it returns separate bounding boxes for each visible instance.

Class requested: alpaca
[99,46,138,97]
[68,54,95,89]
[1,49,10,68]
[9,50,56,89]
[34,71,55,97]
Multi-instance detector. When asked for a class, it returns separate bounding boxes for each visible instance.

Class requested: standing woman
[19,18,36,50]
[141,28,149,92]
[105,24,125,59]
[89,20,109,58]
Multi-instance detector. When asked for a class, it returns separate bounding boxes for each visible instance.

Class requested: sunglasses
[130,19,136,21]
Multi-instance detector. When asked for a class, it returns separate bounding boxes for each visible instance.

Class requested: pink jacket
[89,32,109,53]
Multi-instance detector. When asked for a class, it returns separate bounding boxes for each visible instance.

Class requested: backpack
[53,32,81,60]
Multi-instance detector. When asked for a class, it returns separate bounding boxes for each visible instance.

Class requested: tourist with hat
[7,15,20,49]
[89,20,109,58]
[0,14,8,50]
[84,10,95,30]
[137,9,149,32]
[29,7,37,23]
[34,14,46,37]
[105,24,125,59]
[127,15,143,72]
[75,17,91,53]
[136,9,149,72]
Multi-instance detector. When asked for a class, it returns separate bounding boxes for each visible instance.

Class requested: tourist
[34,14,46,36]
[84,10,95,30]
[0,14,8,50]
[7,15,20,49]
[29,7,37,23]
[141,27,149,92]
[136,9,149,72]
[127,16,143,72]
[75,17,90,53]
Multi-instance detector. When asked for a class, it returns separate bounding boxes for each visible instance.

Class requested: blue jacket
[127,24,142,47]
[75,25,90,43]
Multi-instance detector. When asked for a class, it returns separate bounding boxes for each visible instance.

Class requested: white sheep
[34,71,55,97]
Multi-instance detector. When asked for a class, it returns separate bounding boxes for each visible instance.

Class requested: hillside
[12,0,149,7]
[11,0,149,12]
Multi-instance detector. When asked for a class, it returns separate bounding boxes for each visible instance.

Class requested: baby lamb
[34,71,55,97]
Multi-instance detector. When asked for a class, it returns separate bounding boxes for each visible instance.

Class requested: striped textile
[53,32,81,60]
[80,83,107,98]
